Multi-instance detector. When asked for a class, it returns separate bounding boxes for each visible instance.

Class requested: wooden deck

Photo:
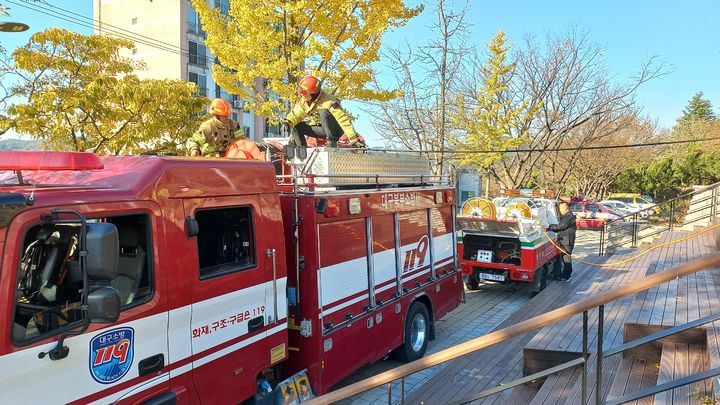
[406,227,720,405]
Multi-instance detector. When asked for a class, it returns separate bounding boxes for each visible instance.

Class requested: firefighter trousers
[290,109,344,147]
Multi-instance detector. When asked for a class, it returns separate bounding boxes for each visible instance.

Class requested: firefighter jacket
[187,116,242,156]
[549,211,577,253]
[286,91,357,139]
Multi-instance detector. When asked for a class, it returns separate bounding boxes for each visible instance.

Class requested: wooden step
[622,323,706,360]
[606,356,658,405]
[654,343,710,405]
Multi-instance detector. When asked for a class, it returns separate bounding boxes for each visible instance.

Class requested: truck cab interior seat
[111,222,147,305]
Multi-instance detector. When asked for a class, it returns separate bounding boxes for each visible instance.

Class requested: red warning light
[0,151,104,171]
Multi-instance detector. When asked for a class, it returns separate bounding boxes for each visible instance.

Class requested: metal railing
[599,182,720,255]
[305,252,720,405]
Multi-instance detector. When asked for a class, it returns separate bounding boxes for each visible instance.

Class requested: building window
[189,72,207,96]
[243,126,251,138]
[264,119,279,137]
[232,112,238,122]
[188,41,207,68]
[215,0,229,14]
[187,7,197,33]
[132,17,137,24]
[187,5,205,36]
[215,85,231,101]
[195,206,256,279]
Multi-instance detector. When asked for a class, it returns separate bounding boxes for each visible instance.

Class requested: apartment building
[93,0,280,140]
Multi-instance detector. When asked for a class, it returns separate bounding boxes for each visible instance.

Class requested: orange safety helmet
[297,75,321,97]
[209,98,232,116]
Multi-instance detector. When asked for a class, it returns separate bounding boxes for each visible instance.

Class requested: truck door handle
[248,316,264,333]
[138,353,164,377]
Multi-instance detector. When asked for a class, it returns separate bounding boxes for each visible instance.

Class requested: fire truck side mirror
[87,286,121,323]
[186,217,199,238]
[86,223,119,280]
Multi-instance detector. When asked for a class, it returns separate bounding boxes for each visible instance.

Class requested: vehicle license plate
[478,273,505,282]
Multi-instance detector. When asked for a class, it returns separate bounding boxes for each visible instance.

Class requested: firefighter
[281,75,366,148]
[187,98,242,157]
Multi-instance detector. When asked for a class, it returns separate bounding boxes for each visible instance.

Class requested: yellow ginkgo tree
[451,31,540,171]
[191,0,422,120]
[0,28,207,154]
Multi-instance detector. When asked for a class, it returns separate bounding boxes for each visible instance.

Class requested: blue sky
[348,0,720,145]
[2,0,719,146]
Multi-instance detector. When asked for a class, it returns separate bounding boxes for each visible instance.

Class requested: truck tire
[393,302,430,363]
[465,274,480,290]
[530,265,547,297]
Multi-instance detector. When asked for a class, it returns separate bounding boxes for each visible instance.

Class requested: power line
[7,0,211,64]
[36,0,190,51]
[367,136,720,154]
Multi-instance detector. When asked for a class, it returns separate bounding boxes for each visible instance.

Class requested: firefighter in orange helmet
[187,98,242,157]
[282,75,366,148]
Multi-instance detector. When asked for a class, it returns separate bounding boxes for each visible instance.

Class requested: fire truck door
[0,207,170,404]
[183,196,286,402]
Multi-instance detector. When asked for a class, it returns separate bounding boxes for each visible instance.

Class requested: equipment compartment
[461,234,521,266]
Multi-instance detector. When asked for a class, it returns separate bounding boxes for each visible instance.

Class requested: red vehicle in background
[568,198,623,229]
[0,149,462,404]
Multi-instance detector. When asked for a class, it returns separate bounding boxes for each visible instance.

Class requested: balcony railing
[188,55,208,68]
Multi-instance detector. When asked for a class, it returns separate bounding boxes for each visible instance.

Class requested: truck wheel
[530,265,547,297]
[393,302,430,363]
[465,274,480,290]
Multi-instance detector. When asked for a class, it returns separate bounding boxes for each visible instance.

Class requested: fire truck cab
[0,149,461,404]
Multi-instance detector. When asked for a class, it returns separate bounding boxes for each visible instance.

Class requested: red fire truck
[0,149,461,404]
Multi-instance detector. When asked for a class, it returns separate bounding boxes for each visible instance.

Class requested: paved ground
[333,229,604,404]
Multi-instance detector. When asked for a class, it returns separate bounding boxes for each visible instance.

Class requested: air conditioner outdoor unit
[232,100,243,108]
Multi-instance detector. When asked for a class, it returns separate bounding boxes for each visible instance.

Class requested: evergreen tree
[679,91,716,122]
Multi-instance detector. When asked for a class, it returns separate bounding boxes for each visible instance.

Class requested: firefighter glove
[351,139,367,149]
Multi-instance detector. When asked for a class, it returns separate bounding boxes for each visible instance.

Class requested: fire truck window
[13,224,83,343]
[12,214,153,344]
[195,206,255,279]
